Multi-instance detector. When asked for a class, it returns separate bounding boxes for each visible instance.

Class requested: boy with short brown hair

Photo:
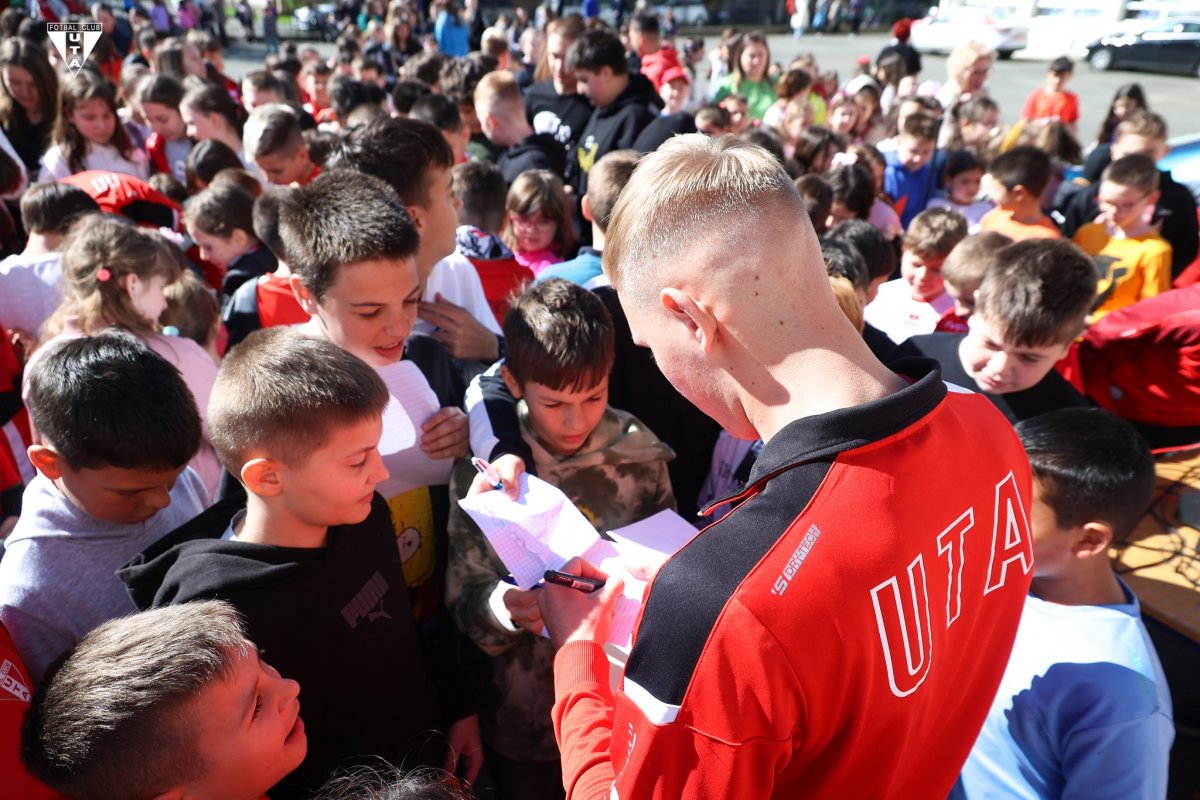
[864,206,968,344]
[935,230,1012,333]
[1072,153,1172,319]
[474,70,566,185]
[243,104,320,187]
[980,145,1061,240]
[21,601,306,800]
[884,111,940,228]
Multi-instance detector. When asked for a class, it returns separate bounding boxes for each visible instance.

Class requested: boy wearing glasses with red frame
[1072,154,1172,320]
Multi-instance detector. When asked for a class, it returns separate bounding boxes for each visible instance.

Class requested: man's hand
[444,713,484,784]
[502,586,544,635]
[421,407,469,460]
[418,293,500,362]
[539,557,625,649]
[466,454,526,500]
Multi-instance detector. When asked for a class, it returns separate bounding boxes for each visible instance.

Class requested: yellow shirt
[1073,223,1173,319]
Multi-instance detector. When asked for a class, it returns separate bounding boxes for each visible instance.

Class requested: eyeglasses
[510,214,556,231]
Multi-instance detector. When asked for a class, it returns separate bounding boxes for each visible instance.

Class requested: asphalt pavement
[220,29,1200,148]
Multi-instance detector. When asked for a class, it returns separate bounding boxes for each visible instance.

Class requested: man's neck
[235,495,329,548]
[747,324,909,444]
[1031,566,1126,607]
[22,232,61,257]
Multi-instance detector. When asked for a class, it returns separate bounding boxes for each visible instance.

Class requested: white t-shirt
[0,251,62,337]
[863,277,953,345]
[38,142,149,182]
[414,250,503,338]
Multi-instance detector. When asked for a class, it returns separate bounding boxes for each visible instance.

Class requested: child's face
[1096,180,1158,232]
[720,98,748,134]
[49,458,187,525]
[574,67,620,109]
[69,97,116,146]
[985,176,1015,208]
[305,73,330,106]
[944,278,979,319]
[124,271,170,325]
[1045,70,1069,93]
[141,101,187,141]
[826,200,858,229]
[659,78,689,116]
[948,168,983,206]
[180,105,223,142]
[959,312,1070,395]
[302,257,421,367]
[900,249,946,302]
[411,166,462,281]
[508,210,557,254]
[1112,97,1136,120]
[256,145,313,186]
[896,134,935,173]
[509,374,609,456]
[188,224,252,269]
[274,414,388,528]
[829,104,857,136]
[183,43,206,77]
[739,42,768,81]
[242,82,282,112]
[185,644,307,798]
[960,109,998,147]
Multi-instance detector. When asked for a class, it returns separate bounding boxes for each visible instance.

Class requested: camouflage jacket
[445,404,675,762]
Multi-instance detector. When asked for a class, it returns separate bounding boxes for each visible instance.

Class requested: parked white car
[910,7,1030,60]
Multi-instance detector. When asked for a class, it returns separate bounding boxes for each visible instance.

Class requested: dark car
[1086,17,1200,77]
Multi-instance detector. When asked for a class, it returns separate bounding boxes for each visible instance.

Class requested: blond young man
[535,135,1037,799]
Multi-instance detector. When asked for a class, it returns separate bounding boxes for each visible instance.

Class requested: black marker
[543,569,605,594]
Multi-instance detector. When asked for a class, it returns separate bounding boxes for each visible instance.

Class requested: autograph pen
[470,456,503,491]
[543,569,605,594]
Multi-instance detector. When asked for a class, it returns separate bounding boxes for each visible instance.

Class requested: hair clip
[162,325,181,337]
[96,268,112,282]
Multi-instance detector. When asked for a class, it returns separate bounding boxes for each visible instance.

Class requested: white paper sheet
[375,360,455,497]
[457,477,700,648]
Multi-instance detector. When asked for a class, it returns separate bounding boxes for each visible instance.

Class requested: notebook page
[375,360,455,497]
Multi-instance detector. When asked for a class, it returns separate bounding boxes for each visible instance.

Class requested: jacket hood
[597,71,664,118]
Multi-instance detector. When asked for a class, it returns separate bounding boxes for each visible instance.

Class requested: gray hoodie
[0,471,208,680]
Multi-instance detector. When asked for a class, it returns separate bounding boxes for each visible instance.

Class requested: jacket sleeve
[465,364,536,470]
[444,461,529,656]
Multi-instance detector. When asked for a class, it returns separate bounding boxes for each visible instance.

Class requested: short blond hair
[474,69,522,117]
[941,231,1010,289]
[947,41,993,82]
[481,26,509,58]
[603,134,805,304]
[903,206,968,259]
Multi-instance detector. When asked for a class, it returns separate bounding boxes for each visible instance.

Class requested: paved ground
[221,29,1200,147]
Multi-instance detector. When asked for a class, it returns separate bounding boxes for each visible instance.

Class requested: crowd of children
[0,2,1196,798]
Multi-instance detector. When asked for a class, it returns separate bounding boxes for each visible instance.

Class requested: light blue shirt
[952,581,1173,800]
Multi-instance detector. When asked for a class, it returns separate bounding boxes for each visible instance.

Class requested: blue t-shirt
[435,12,469,57]
[884,152,936,230]
[952,581,1173,800]
[535,247,603,287]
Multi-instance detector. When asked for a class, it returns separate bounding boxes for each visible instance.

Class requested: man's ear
[580,195,594,223]
[1073,521,1115,559]
[27,445,62,480]
[499,364,523,399]
[660,287,718,354]
[241,457,284,497]
[289,275,320,315]
[406,202,427,234]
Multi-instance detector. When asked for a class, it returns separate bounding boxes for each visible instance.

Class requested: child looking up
[928,149,992,231]
[864,206,967,344]
[21,601,307,800]
[446,278,674,799]
[135,74,192,184]
[953,408,1171,799]
[243,104,319,187]
[184,183,277,296]
[884,111,939,228]
[934,231,1011,333]
[980,145,1060,240]
[40,71,149,181]
[894,238,1095,423]
[502,169,575,277]
[34,217,221,493]
[1020,56,1079,130]
[1072,153,1172,319]
[0,331,207,681]
[120,330,480,797]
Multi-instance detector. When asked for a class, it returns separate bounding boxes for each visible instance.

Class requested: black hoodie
[524,79,593,157]
[572,71,663,193]
[119,496,446,799]
[495,131,568,186]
